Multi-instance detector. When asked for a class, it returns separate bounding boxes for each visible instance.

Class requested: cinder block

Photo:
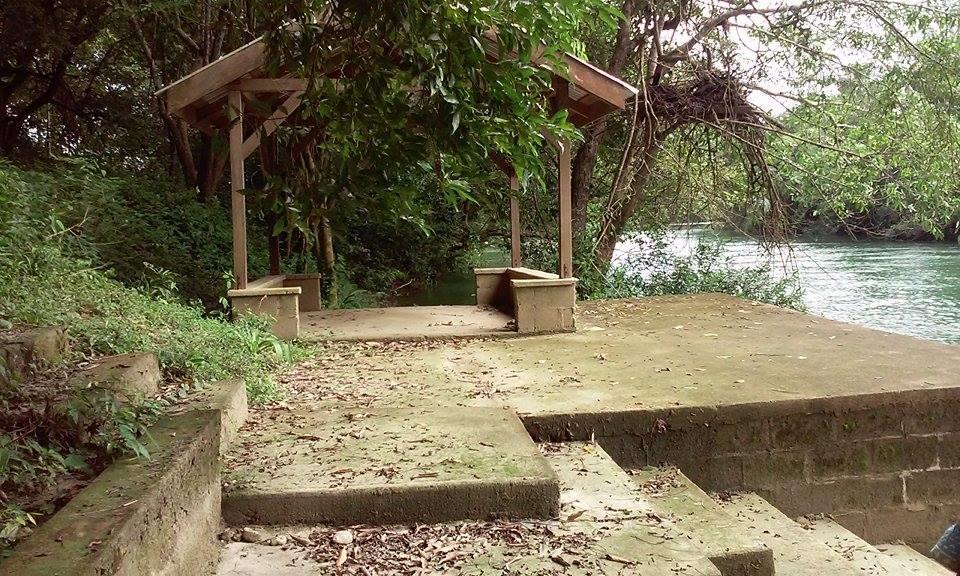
[835,406,905,442]
[710,418,771,453]
[905,469,960,505]
[830,510,870,539]
[809,436,937,479]
[671,454,744,492]
[769,411,837,448]
[938,433,960,468]
[864,504,960,547]
[741,449,808,489]
[762,475,903,517]
[904,398,960,435]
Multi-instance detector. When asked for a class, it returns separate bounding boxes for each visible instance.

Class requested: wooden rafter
[241,91,305,159]
[237,78,309,92]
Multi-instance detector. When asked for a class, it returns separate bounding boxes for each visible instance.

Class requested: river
[400,229,960,345]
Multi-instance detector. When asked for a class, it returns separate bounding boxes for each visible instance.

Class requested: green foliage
[774,32,960,239]
[0,159,303,549]
[525,231,803,309]
[0,160,301,398]
[0,158,270,307]
[252,0,615,270]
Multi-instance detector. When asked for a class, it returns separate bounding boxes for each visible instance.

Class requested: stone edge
[2,378,249,575]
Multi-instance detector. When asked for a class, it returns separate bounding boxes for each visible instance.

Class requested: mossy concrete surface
[804,517,915,574]
[877,544,952,575]
[628,463,773,575]
[3,411,222,576]
[169,378,248,454]
[301,305,516,342]
[283,294,960,428]
[69,352,161,399]
[221,406,558,526]
[0,326,66,383]
[545,443,771,576]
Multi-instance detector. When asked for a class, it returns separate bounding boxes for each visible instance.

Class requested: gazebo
[158,30,637,340]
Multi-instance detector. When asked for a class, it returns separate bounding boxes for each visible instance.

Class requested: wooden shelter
[158,29,637,339]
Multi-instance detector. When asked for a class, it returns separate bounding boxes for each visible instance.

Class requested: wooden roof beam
[241,90,305,159]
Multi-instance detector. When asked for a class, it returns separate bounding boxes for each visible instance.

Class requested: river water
[623,227,960,344]
[401,229,960,345]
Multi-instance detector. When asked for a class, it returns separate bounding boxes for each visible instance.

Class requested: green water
[401,231,960,344]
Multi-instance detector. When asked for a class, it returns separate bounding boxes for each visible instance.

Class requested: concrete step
[628,465,774,576]
[877,543,953,576]
[222,406,559,526]
[803,516,908,574]
[216,441,727,575]
[542,442,770,576]
[70,351,162,399]
[168,378,248,453]
[5,410,223,576]
[716,493,865,575]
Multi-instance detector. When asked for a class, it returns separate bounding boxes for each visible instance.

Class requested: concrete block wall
[526,388,960,550]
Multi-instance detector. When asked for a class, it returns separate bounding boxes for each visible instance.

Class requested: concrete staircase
[716,491,948,576]
[557,442,948,576]
[216,439,952,575]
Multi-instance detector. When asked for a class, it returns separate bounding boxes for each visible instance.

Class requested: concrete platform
[300,305,515,341]
[222,406,558,526]
[285,294,960,418]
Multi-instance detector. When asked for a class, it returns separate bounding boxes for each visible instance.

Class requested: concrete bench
[227,273,322,339]
[475,267,577,334]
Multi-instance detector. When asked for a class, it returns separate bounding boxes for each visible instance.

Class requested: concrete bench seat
[227,273,322,339]
[475,267,577,334]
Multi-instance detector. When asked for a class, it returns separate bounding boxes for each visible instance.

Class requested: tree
[570,0,960,270]
[0,1,114,157]
[123,0,259,200]
[776,33,960,239]
[248,0,615,292]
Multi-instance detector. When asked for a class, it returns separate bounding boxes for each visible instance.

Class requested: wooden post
[552,78,573,279]
[509,175,521,268]
[268,229,281,276]
[228,90,248,289]
[558,139,573,279]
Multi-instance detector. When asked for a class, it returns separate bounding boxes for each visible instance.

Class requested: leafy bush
[0,160,298,400]
[532,231,803,309]
[0,158,271,308]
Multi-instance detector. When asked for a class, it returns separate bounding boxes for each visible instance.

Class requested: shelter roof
[158,29,638,132]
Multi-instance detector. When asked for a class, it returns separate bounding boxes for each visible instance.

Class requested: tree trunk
[594,125,663,266]
[569,0,641,250]
[316,215,337,307]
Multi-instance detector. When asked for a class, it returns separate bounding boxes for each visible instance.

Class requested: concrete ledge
[511,276,577,334]
[169,379,248,454]
[474,267,577,334]
[227,286,302,297]
[2,411,222,576]
[229,273,323,339]
[1,326,67,383]
[222,406,559,527]
[223,477,559,526]
[70,352,161,399]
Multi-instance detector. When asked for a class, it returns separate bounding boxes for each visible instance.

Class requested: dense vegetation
[0,161,298,546]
